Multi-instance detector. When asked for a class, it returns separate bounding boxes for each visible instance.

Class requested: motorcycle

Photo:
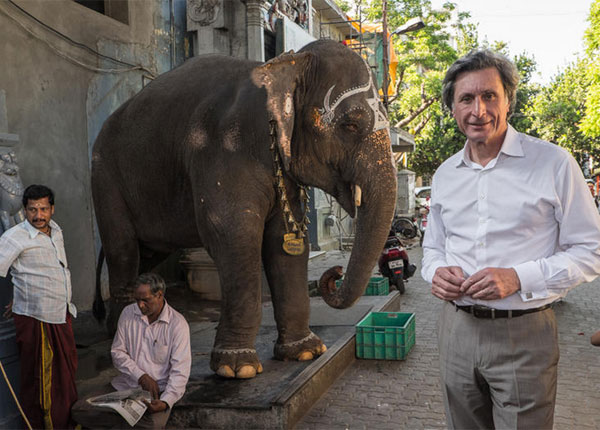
[417,204,429,246]
[377,229,417,294]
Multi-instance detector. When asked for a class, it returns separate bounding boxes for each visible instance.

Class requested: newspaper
[87,388,152,427]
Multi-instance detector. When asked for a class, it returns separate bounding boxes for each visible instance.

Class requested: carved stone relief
[266,0,308,32]
[188,0,223,27]
[0,90,24,235]
[0,137,24,235]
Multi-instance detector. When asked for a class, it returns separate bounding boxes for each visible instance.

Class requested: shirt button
[479,194,485,200]
[479,218,486,224]
[478,242,484,247]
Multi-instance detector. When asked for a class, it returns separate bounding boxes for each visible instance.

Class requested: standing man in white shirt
[72,273,191,429]
[422,49,600,429]
[0,184,78,429]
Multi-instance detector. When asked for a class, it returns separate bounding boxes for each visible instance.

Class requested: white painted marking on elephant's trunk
[354,184,362,207]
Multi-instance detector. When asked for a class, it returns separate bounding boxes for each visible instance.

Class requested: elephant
[91,39,397,379]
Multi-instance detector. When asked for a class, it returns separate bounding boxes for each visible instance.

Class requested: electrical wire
[2,0,156,77]
[0,359,33,430]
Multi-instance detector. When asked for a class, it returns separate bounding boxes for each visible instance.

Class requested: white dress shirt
[0,219,76,323]
[422,125,600,309]
[111,301,191,409]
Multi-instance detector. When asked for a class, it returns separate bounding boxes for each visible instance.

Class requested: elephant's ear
[252,51,313,171]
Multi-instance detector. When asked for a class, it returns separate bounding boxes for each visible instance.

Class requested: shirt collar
[24,219,60,239]
[133,299,171,324]
[455,124,523,168]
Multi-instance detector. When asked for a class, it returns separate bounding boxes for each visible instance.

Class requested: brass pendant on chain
[282,232,305,256]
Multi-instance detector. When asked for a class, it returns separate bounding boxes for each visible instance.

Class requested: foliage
[522,0,600,172]
[335,0,600,176]
[360,1,478,178]
[580,0,600,139]
[585,0,600,53]
[508,52,541,134]
[525,59,600,169]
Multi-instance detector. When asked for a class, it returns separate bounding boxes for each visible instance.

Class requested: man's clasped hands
[432,266,521,302]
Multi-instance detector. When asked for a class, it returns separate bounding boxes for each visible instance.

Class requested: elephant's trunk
[320,151,397,308]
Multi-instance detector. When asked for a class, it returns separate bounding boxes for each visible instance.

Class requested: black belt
[454,303,553,319]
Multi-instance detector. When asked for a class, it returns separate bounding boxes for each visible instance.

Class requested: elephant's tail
[92,247,106,322]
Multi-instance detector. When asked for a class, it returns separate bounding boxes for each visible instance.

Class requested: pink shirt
[111,301,191,408]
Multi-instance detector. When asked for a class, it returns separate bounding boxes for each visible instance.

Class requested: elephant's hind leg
[92,166,140,334]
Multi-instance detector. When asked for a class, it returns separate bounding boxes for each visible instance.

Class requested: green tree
[369,1,479,178]
[339,1,541,178]
[580,0,600,138]
[525,59,600,169]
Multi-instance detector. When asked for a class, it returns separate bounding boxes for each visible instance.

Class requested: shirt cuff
[513,261,548,301]
[422,260,445,284]
[159,393,176,410]
[133,368,146,383]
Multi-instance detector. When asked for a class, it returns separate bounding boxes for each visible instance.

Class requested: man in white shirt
[0,184,78,429]
[72,273,191,429]
[422,49,600,429]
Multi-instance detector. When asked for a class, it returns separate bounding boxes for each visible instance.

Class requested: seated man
[73,273,191,429]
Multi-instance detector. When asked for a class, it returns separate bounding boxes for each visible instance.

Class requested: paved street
[298,247,600,429]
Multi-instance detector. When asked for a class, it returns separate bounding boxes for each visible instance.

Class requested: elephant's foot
[274,332,327,361]
[210,348,263,379]
[297,344,327,361]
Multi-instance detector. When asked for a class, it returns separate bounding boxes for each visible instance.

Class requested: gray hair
[442,49,520,116]
[134,272,166,295]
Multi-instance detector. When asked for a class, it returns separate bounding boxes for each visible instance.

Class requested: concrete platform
[74,250,405,429]
[168,292,400,429]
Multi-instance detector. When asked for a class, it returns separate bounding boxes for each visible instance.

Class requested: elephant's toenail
[298,351,314,361]
[236,365,257,379]
[216,366,235,378]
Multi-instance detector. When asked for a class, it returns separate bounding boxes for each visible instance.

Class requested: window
[74,0,129,25]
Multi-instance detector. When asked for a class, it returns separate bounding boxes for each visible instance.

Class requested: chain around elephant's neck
[269,121,310,256]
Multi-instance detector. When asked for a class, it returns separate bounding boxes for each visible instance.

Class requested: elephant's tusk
[354,184,362,207]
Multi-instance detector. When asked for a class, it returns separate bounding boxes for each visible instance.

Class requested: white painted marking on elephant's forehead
[188,128,208,149]
[319,59,389,132]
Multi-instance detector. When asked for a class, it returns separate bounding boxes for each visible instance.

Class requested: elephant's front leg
[262,218,327,362]
[207,212,267,379]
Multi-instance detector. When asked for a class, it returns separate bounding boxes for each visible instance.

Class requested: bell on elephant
[91,39,397,379]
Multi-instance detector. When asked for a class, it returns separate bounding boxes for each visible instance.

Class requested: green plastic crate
[335,276,389,296]
[356,312,415,360]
